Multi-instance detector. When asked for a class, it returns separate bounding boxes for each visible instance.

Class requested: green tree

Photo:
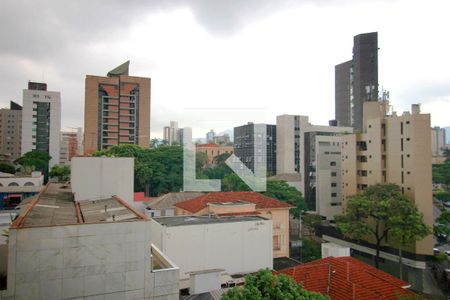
[302,214,323,237]
[432,160,450,185]
[15,151,51,180]
[221,269,328,300]
[301,239,321,263]
[222,173,251,192]
[263,180,307,220]
[390,202,431,279]
[196,151,208,170]
[93,144,183,196]
[336,183,430,269]
[0,162,15,174]
[434,210,450,244]
[49,165,71,181]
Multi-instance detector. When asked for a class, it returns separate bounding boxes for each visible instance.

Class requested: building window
[331,182,337,187]
[331,172,337,177]
[331,193,337,197]
[330,161,336,166]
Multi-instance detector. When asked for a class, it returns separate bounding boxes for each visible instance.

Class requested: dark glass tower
[335,32,378,131]
[233,123,277,175]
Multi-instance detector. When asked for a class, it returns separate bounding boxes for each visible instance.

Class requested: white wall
[151,218,273,280]
[1,221,179,300]
[0,174,44,189]
[71,157,134,205]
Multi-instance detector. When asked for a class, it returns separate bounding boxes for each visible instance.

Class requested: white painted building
[276,114,352,218]
[150,216,273,287]
[0,183,180,300]
[315,135,344,220]
[21,82,61,168]
[71,157,134,205]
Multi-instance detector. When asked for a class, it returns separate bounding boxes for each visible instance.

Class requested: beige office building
[340,101,433,257]
[84,61,150,155]
[0,101,22,161]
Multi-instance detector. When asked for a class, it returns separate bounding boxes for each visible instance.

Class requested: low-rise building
[0,171,44,209]
[150,215,273,289]
[143,192,203,217]
[195,144,233,165]
[174,192,293,258]
[0,182,180,300]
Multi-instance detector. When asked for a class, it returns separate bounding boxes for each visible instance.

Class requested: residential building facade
[173,192,292,258]
[234,123,277,175]
[340,102,433,256]
[0,101,22,160]
[60,128,83,165]
[195,143,233,165]
[335,32,378,131]
[21,82,61,167]
[84,61,150,155]
[431,126,446,156]
[276,115,352,219]
[150,215,273,287]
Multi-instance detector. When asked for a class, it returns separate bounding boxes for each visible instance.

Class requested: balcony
[148,244,179,299]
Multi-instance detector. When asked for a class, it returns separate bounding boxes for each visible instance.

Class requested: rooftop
[277,256,417,300]
[12,183,145,228]
[152,215,268,227]
[145,192,204,210]
[174,191,294,213]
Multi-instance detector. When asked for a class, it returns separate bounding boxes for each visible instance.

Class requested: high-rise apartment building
[276,115,352,219]
[340,101,433,261]
[431,126,446,156]
[60,128,83,165]
[163,121,183,145]
[206,129,216,143]
[234,123,277,175]
[84,61,150,155]
[21,82,61,168]
[335,32,378,131]
[0,101,22,161]
[163,121,182,145]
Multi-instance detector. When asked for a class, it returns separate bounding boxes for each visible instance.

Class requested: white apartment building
[21,82,61,168]
[276,115,352,219]
[163,121,182,145]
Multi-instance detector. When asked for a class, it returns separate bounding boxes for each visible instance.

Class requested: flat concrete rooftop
[153,215,268,227]
[12,183,145,228]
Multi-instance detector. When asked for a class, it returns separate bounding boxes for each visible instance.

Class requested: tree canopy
[14,151,51,172]
[336,183,430,268]
[49,165,70,181]
[93,144,183,196]
[221,269,328,300]
[0,162,15,174]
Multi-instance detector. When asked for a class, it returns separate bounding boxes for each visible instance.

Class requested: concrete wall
[1,221,179,300]
[71,157,134,205]
[150,218,273,280]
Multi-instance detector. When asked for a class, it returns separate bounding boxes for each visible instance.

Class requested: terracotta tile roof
[133,192,157,202]
[278,256,419,300]
[174,191,294,213]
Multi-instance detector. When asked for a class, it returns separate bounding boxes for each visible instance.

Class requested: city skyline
[0,0,449,140]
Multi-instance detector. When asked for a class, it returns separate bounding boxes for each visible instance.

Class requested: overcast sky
[1,0,449,139]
